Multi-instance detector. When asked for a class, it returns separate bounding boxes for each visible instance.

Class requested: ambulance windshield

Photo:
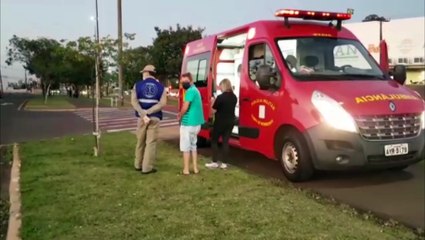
[277,38,386,81]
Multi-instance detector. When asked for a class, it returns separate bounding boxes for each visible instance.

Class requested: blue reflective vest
[135,78,164,120]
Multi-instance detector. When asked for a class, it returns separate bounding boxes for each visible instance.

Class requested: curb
[24,108,77,112]
[7,143,22,240]
[23,107,111,112]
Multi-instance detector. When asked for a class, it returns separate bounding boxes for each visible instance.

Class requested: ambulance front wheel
[279,130,314,182]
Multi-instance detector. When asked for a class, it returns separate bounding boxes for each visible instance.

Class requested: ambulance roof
[184,20,358,57]
[216,20,357,41]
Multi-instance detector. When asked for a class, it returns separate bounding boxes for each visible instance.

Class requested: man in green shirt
[177,72,205,175]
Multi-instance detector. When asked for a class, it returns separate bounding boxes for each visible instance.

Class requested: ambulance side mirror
[256,65,281,91]
[391,65,407,85]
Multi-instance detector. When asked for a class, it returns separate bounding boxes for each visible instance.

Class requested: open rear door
[179,35,218,127]
[379,40,389,74]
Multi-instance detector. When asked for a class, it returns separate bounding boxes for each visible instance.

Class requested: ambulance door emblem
[389,101,396,112]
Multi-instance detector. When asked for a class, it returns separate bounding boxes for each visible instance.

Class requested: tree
[67,36,119,97]
[122,46,152,87]
[150,24,204,81]
[62,46,95,97]
[6,36,63,100]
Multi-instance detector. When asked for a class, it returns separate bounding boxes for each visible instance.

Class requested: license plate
[384,143,409,157]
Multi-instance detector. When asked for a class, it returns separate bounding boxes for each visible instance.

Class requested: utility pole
[117,0,124,106]
[24,70,27,87]
[93,0,101,157]
[362,14,390,42]
[0,69,4,96]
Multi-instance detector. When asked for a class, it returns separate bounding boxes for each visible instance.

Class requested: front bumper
[303,124,425,170]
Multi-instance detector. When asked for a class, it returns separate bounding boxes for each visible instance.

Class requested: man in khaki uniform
[131,65,167,174]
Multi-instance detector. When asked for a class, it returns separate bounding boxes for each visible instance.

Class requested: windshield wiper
[342,74,386,80]
[294,73,386,81]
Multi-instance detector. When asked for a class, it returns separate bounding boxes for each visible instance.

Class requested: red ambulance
[179,9,425,182]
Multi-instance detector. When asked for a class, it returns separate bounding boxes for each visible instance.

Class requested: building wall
[406,70,425,84]
[345,17,425,84]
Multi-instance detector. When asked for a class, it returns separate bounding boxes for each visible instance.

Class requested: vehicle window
[197,59,207,82]
[248,43,277,89]
[185,52,210,87]
[187,60,199,78]
[334,44,373,70]
[277,38,385,81]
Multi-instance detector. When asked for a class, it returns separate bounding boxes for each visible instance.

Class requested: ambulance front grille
[355,113,421,140]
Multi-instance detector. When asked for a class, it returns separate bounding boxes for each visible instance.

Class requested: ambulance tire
[279,130,314,182]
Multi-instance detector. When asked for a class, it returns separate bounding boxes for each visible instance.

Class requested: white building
[345,17,425,84]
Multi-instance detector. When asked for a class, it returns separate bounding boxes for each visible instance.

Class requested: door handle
[242,97,251,102]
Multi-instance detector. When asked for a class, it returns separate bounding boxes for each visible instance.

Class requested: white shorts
[180,125,201,152]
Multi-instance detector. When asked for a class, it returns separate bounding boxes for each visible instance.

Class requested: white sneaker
[205,162,220,168]
[220,163,228,169]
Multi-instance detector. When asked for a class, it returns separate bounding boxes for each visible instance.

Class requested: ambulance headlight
[421,111,425,130]
[312,91,357,133]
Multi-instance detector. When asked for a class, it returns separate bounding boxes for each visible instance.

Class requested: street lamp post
[93,0,101,157]
[0,69,4,97]
[117,0,124,106]
[362,14,390,41]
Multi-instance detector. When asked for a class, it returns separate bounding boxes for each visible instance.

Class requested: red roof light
[275,9,352,21]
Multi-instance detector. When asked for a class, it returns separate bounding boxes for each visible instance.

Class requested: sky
[1,0,424,83]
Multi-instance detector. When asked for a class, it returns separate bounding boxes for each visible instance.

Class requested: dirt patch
[0,145,12,240]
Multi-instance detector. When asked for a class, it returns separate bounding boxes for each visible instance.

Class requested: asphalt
[0,93,178,145]
[0,93,93,145]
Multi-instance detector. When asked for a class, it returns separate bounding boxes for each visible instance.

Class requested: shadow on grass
[0,146,12,240]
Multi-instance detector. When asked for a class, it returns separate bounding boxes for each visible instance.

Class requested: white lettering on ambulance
[259,105,265,119]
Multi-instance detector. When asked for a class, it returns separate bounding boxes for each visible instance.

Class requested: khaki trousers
[134,117,160,172]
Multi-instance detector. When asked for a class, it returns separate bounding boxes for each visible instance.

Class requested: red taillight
[275,9,352,21]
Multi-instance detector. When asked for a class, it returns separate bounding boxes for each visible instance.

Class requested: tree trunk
[86,85,90,98]
[44,82,51,104]
[41,81,46,97]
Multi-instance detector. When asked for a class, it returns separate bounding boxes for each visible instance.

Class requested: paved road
[74,108,178,133]
[163,131,425,229]
[0,94,179,144]
[0,94,92,145]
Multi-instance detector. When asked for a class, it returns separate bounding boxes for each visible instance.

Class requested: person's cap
[140,65,156,73]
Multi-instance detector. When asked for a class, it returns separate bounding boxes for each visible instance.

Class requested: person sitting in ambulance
[298,55,319,74]
[249,45,265,88]
[285,55,298,73]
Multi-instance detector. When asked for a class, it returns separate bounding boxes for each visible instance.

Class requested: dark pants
[211,122,234,163]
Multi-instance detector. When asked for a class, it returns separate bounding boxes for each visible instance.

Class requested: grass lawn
[67,96,120,108]
[26,95,132,110]
[25,96,75,110]
[19,133,418,240]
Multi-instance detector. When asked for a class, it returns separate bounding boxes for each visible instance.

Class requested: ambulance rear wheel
[279,130,314,182]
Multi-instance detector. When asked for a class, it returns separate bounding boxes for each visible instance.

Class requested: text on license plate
[384,143,409,157]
